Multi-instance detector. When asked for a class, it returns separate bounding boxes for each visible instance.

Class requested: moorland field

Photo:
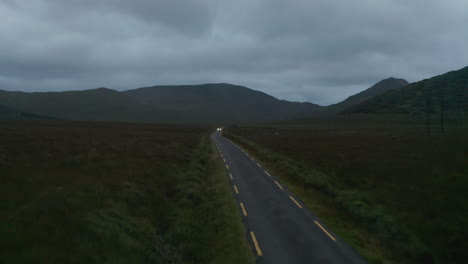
[225,115,467,264]
[0,120,254,264]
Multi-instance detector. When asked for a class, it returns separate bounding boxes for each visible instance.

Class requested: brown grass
[226,119,467,264]
[0,120,254,264]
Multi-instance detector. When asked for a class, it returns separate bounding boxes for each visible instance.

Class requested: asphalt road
[212,131,367,264]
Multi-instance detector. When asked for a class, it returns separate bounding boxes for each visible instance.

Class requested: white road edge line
[274,181,284,190]
[314,220,337,241]
[289,196,303,208]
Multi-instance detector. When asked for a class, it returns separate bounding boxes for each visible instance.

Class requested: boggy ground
[225,117,467,264]
[0,120,254,264]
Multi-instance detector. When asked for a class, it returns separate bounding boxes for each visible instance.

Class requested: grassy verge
[163,135,255,264]
[0,120,253,263]
[224,132,429,264]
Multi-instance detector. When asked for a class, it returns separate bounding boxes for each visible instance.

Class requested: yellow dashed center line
[314,220,337,241]
[289,196,303,208]
[250,231,263,256]
[240,202,248,216]
[223,138,323,251]
[274,181,284,190]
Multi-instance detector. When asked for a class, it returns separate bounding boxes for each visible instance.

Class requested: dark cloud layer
[1,0,467,105]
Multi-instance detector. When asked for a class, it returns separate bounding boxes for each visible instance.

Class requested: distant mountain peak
[383,77,404,81]
[327,77,408,113]
[368,77,409,93]
[345,65,468,114]
[377,77,408,84]
[88,87,117,92]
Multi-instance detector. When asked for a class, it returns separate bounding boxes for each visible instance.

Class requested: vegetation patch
[0,120,253,264]
[224,126,467,264]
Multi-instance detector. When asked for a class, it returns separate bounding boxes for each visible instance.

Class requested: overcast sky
[1,0,467,105]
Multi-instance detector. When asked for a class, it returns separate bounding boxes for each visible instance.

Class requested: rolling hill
[0,104,53,120]
[124,83,323,122]
[2,66,464,124]
[327,77,408,113]
[0,88,181,122]
[345,66,468,118]
[0,83,322,123]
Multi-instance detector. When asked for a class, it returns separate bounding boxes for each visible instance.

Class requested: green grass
[0,120,253,264]
[224,122,467,264]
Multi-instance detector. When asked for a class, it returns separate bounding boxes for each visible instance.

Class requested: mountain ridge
[327,77,409,113]
[0,83,323,123]
[344,66,468,116]
[2,65,464,123]
[123,83,323,122]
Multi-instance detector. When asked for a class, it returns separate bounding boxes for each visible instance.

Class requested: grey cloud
[0,0,467,105]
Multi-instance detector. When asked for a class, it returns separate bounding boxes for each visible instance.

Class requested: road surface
[212,131,366,264]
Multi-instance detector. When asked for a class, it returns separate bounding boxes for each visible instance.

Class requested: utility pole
[440,78,449,134]
[426,95,430,136]
[441,90,444,134]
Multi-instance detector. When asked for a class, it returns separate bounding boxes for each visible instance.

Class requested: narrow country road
[211,131,366,264]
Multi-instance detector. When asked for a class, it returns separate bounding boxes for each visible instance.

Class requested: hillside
[2,67,464,124]
[0,104,53,120]
[124,83,323,123]
[327,77,408,113]
[0,88,185,123]
[345,66,468,118]
[0,83,323,123]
